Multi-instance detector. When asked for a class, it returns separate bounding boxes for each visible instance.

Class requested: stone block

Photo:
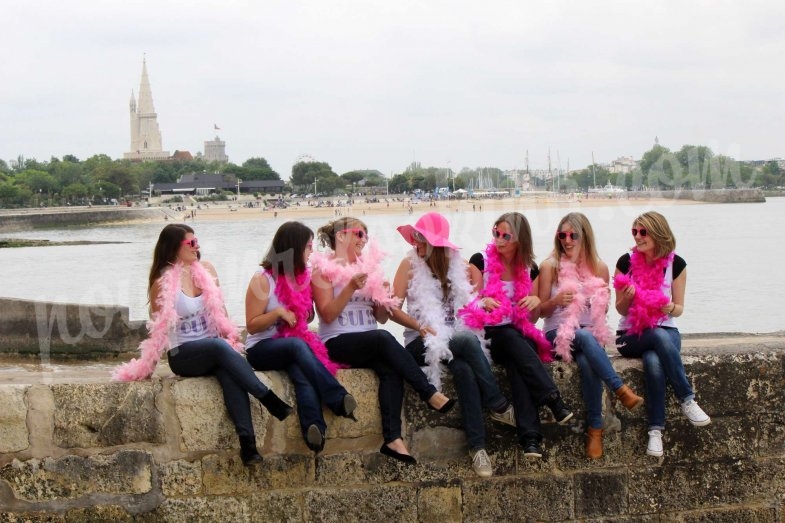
[314,452,367,486]
[757,412,785,457]
[417,485,462,522]
[0,513,65,522]
[0,385,29,452]
[64,505,134,522]
[248,490,305,522]
[0,450,152,502]
[159,459,202,497]
[51,382,164,448]
[304,485,417,522]
[326,369,382,439]
[171,376,267,452]
[678,504,779,522]
[573,470,628,518]
[201,453,314,496]
[146,497,249,522]
[462,475,573,521]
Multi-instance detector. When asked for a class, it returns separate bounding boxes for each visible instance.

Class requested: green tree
[291,161,336,191]
[62,182,89,203]
[104,166,138,195]
[760,161,782,187]
[15,170,59,193]
[389,173,410,193]
[240,157,280,180]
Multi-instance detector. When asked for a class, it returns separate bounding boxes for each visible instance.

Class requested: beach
[166,193,702,224]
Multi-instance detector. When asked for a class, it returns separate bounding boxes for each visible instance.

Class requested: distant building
[609,156,638,174]
[153,172,284,195]
[171,150,193,161]
[124,58,170,161]
[203,136,229,163]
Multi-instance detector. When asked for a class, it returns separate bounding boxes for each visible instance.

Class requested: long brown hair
[148,223,194,296]
[494,212,535,269]
[634,211,676,259]
[262,221,313,278]
[423,246,451,300]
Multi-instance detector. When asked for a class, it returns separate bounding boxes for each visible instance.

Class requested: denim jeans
[406,330,507,451]
[168,337,271,438]
[326,329,437,443]
[484,325,560,442]
[546,328,624,429]
[617,326,694,430]
[246,337,348,439]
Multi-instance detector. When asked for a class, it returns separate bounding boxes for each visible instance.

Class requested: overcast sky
[3,1,783,179]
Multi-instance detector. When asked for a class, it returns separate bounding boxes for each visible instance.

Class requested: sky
[3,1,784,179]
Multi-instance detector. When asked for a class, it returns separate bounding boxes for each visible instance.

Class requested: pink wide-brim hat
[397,211,460,250]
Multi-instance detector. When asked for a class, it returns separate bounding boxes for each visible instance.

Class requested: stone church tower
[124,58,170,160]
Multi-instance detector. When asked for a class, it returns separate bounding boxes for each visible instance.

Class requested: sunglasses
[557,231,581,241]
[631,228,648,237]
[492,228,513,242]
[411,230,427,243]
[181,238,199,248]
[341,228,367,240]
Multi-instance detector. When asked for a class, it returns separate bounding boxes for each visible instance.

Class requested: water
[1,198,783,335]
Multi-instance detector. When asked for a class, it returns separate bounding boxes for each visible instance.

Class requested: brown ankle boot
[615,385,644,411]
[586,427,603,459]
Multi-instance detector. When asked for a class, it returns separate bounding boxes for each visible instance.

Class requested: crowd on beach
[112,208,710,478]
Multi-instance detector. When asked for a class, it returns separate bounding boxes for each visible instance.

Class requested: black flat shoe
[306,424,325,453]
[380,444,417,465]
[428,398,456,414]
[338,394,358,422]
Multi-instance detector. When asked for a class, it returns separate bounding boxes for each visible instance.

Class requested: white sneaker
[647,430,663,457]
[470,449,493,478]
[681,399,711,427]
[489,404,516,427]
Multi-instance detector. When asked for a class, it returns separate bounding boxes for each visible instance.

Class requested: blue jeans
[406,330,508,451]
[484,325,560,442]
[616,327,694,430]
[168,337,271,438]
[246,337,348,439]
[326,329,437,444]
[546,328,624,429]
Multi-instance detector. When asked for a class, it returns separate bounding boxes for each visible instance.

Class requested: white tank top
[245,271,282,349]
[542,282,594,333]
[318,282,378,342]
[618,260,677,331]
[173,292,210,346]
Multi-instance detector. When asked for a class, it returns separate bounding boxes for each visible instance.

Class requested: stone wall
[1,335,784,521]
[0,208,163,232]
[627,188,765,203]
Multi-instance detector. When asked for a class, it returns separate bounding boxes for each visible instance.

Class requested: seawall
[628,188,766,203]
[0,298,784,520]
[0,207,164,232]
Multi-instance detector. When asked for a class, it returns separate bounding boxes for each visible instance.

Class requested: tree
[290,161,335,190]
[240,157,280,181]
[62,182,89,202]
[15,170,59,194]
[389,173,410,193]
[761,161,782,188]
[104,166,138,195]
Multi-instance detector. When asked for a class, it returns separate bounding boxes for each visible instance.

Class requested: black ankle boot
[239,435,263,466]
[260,390,293,421]
[546,393,574,425]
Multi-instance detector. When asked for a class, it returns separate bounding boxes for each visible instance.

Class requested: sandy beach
[167,193,702,223]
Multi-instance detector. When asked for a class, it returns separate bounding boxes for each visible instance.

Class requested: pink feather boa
[267,268,344,375]
[550,257,613,362]
[457,243,552,362]
[111,261,242,381]
[309,238,401,310]
[613,249,675,336]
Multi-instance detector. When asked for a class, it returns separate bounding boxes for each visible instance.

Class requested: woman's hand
[350,272,368,290]
[418,324,436,338]
[553,291,574,307]
[517,295,541,311]
[620,284,636,300]
[277,307,297,327]
[480,297,499,311]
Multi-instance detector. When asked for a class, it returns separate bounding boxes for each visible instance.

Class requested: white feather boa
[404,249,488,391]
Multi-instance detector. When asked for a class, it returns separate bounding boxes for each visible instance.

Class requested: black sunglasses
[557,232,580,241]
[631,228,648,237]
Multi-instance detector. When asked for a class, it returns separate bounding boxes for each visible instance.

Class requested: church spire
[124,56,169,160]
[136,57,156,116]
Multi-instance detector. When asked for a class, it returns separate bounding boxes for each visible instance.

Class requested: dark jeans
[484,325,560,442]
[326,329,437,443]
[617,326,693,430]
[406,330,507,451]
[168,337,270,438]
[246,337,348,438]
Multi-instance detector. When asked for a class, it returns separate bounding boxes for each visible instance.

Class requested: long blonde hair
[316,216,368,250]
[494,212,535,269]
[634,211,676,259]
[551,212,602,281]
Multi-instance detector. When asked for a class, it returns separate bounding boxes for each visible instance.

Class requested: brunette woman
[244,221,357,454]
[614,211,710,457]
[112,224,292,466]
[311,216,454,464]
[538,212,643,459]
[461,212,573,458]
